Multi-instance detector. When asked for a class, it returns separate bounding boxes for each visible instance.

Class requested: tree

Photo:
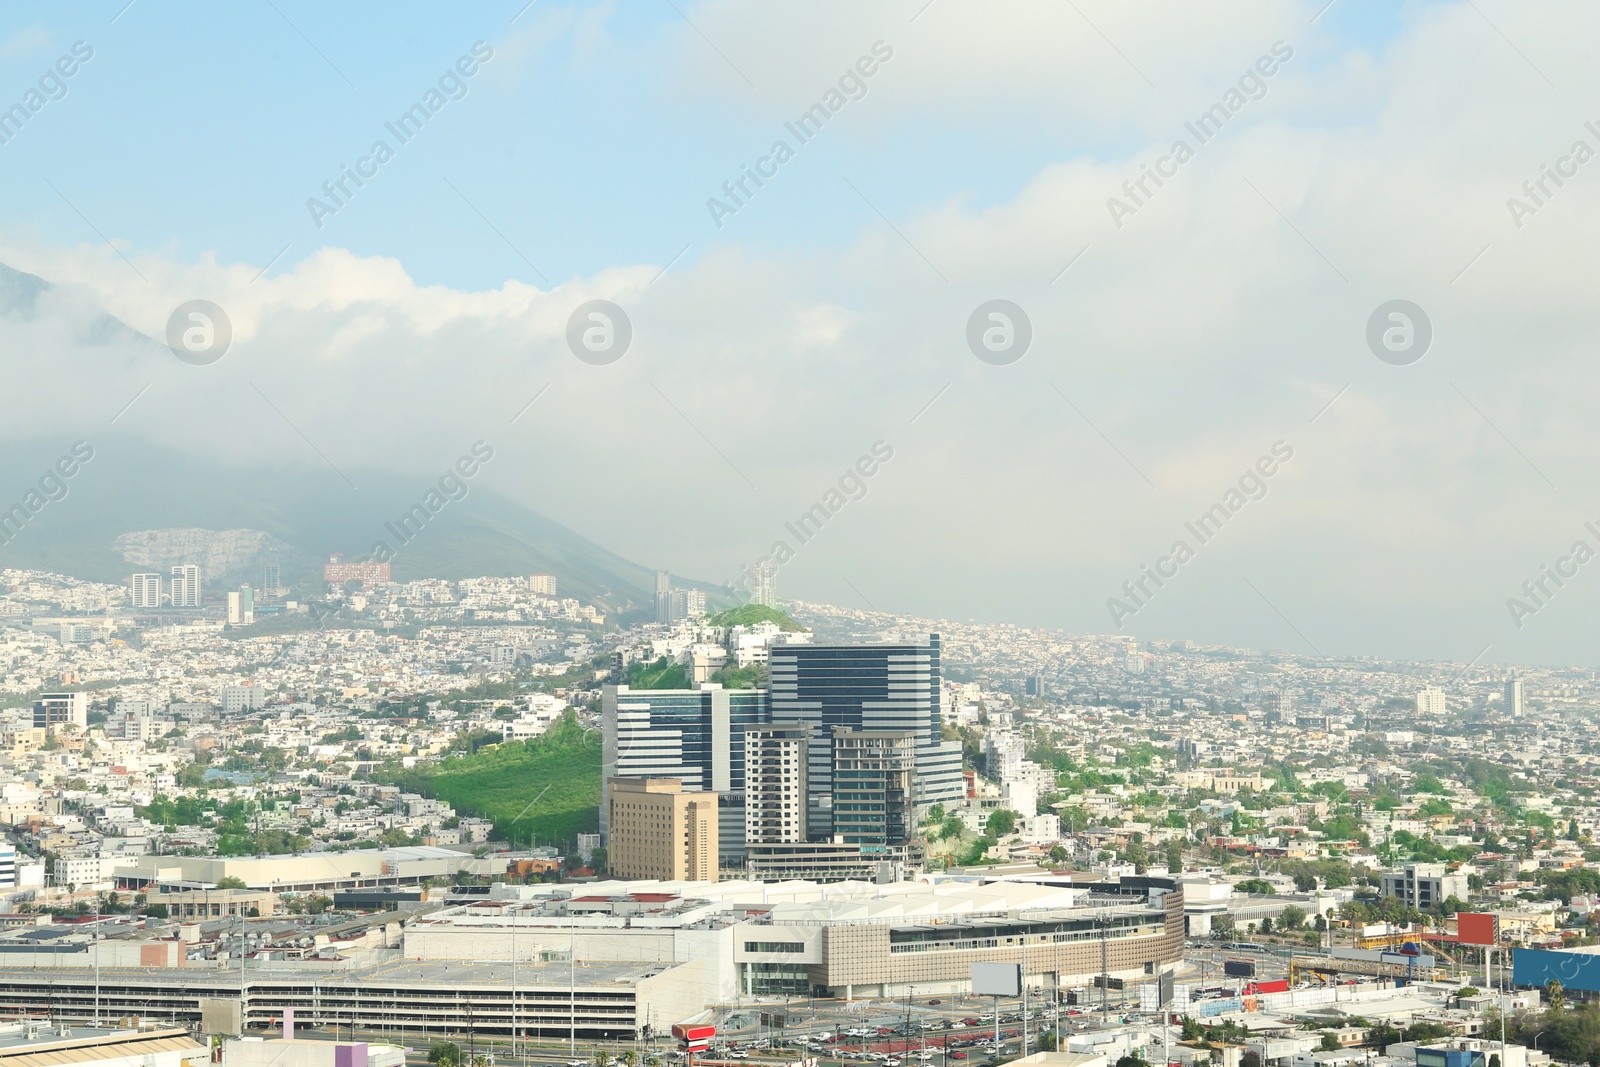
[1211,914,1236,938]
[1259,916,1274,935]
[1319,1033,1342,1052]
[1241,1053,1262,1067]
[217,875,248,889]
[429,1043,462,1067]
[1548,979,1566,1011]
[1314,914,1328,932]
[595,1052,613,1067]
[987,809,1019,837]
[1280,905,1307,931]
[1115,1056,1148,1067]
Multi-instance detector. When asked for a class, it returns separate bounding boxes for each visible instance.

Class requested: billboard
[972,962,1022,997]
[1223,958,1256,978]
[1513,948,1600,994]
[1457,913,1498,947]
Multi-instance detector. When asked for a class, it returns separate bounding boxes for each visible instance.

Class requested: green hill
[709,603,805,632]
[389,714,600,846]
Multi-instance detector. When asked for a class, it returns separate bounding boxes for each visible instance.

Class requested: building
[600,683,766,861]
[227,585,254,626]
[768,635,965,827]
[1024,675,1046,698]
[33,692,88,732]
[752,561,778,607]
[670,588,707,619]
[323,554,390,591]
[744,723,810,845]
[0,1025,208,1067]
[830,728,914,848]
[603,637,963,856]
[169,564,201,607]
[529,574,558,595]
[654,570,672,624]
[402,873,1186,1001]
[263,562,281,598]
[606,778,718,882]
[221,686,267,714]
[1416,688,1446,717]
[1379,863,1469,910]
[0,842,15,889]
[1504,678,1524,717]
[131,572,162,608]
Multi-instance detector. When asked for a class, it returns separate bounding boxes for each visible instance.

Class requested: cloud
[1,0,1598,666]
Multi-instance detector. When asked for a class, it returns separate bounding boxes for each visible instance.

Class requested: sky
[0,0,1596,668]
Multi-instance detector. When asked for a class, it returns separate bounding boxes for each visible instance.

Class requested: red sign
[674,1025,717,1043]
[1457,913,1497,947]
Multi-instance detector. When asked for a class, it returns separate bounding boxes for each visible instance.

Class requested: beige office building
[607,778,719,882]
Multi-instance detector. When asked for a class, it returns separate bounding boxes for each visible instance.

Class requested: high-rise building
[169,564,202,608]
[600,683,766,855]
[227,585,255,626]
[263,563,281,598]
[666,588,706,621]
[1023,675,1046,698]
[768,634,964,832]
[752,562,778,607]
[1273,689,1294,721]
[1415,688,1446,717]
[1504,678,1524,717]
[744,723,810,845]
[655,570,672,624]
[529,574,558,595]
[130,573,162,609]
[33,692,88,732]
[830,728,914,848]
[606,777,718,881]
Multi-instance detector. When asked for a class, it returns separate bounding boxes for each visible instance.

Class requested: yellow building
[606,778,718,882]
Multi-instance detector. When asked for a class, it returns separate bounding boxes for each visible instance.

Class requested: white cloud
[2,0,1598,664]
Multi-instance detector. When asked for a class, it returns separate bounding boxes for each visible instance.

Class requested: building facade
[169,564,202,607]
[1379,863,1469,909]
[131,572,163,608]
[830,728,914,848]
[744,723,810,844]
[606,777,719,882]
[33,691,88,731]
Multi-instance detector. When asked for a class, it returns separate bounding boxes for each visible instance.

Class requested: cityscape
[1,6,1596,1067]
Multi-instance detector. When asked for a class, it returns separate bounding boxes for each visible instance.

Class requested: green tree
[216,875,248,889]
[987,809,1019,837]
[429,1043,462,1067]
[1279,905,1306,931]
[1319,1033,1341,1052]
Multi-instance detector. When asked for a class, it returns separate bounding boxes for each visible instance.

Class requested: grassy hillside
[392,714,601,846]
[709,604,805,632]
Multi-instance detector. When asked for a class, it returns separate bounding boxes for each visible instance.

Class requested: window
[745,941,805,953]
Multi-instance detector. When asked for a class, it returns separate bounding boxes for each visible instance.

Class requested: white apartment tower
[130,573,162,608]
[1415,688,1446,717]
[1504,678,1524,717]
[744,723,810,844]
[752,561,778,607]
[169,564,202,608]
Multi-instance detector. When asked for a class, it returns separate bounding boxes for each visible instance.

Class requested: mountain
[0,437,726,618]
[0,261,729,617]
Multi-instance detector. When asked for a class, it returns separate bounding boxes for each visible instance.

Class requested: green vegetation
[710,663,767,689]
[387,712,601,845]
[628,656,690,689]
[709,604,805,632]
